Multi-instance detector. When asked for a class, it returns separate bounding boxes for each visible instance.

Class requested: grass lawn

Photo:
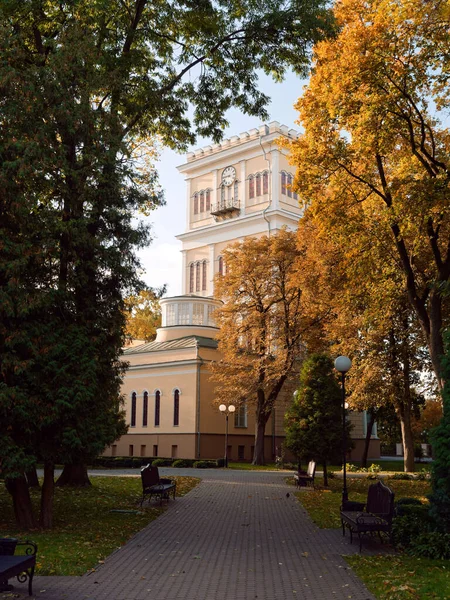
[294,476,449,600]
[0,475,199,576]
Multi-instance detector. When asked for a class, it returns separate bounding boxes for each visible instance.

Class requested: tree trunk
[5,475,36,529]
[39,462,54,529]
[323,461,328,487]
[253,421,266,465]
[26,466,40,488]
[361,411,376,468]
[56,463,91,487]
[398,406,415,472]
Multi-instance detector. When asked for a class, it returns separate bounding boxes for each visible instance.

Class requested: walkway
[5,470,377,600]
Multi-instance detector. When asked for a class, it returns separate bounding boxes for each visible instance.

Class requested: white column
[212,169,218,209]
[240,160,246,216]
[271,149,280,210]
[208,244,215,296]
[181,250,187,295]
[185,177,192,232]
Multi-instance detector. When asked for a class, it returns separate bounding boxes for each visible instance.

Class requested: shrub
[410,532,450,560]
[392,514,430,550]
[347,463,359,472]
[193,460,217,468]
[172,459,194,468]
[389,472,414,480]
[151,458,173,467]
[216,458,226,468]
[367,463,381,473]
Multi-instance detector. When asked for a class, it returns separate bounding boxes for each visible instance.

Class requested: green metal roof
[123,335,218,355]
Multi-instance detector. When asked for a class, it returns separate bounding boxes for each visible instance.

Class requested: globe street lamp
[219,404,236,468]
[334,356,352,507]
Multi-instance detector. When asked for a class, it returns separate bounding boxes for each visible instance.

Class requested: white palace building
[105,122,380,463]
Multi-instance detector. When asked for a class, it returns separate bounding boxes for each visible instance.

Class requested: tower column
[240,160,246,216]
[208,244,215,296]
[181,250,187,295]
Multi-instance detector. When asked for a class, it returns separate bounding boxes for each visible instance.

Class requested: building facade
[106,122,380,462]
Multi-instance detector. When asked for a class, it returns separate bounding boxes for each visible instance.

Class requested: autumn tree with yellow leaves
[210,230,325,465]
[288,0,450,392]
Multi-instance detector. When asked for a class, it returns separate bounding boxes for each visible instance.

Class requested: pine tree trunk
[56,464,91,487]
[5,476,37,529]
[323,462,328,487]
[361,413,375,468]
[39,462,54,529]
[26,467,40,488]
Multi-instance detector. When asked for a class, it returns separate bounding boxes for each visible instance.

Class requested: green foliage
[193,460,217,469]
[151,458,173,467]
[429,330,450,531]
[172,459,195,468]
[285,353,352,467]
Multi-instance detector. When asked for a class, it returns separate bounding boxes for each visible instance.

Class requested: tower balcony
[210,198,240,216]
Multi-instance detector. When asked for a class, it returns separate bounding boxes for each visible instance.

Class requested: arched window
[143,391,148,427]
[221,184,225,202]
[281,171,287,195]
[196,262,201,292]
[287,174,293,198]
[200,191,205,213]
[154,390,160,427]
[248,175,254,199]
[173,389,180,426]
[218,256,224,276]
[206,189,211,211]
[131,392,136,427]
[255,172,261,196]
[263,171,269,195]
[193,193,199,214]
[189,263,195,293]
[202,261,207,291]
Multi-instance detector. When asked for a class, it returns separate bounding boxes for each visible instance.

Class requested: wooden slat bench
[293,461,316,489]
[340,480,395,552]
[140,464,176,506]
[0,539,37,596]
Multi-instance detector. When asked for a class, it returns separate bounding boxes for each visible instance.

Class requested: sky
[136,71,307,298]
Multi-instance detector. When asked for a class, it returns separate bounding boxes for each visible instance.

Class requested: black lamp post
[219,404,236,467]
[334,356,352,507]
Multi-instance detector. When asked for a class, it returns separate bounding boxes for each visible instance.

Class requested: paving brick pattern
[4,470,379,600]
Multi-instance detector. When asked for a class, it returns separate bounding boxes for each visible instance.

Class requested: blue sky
[137,70,307,297]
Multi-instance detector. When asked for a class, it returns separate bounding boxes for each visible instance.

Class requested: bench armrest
[16,540,37,556]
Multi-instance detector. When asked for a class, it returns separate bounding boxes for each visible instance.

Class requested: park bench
[140,464,176,506]
[0,538,37,596]
[293,461,316,489]
[340,480,395,552]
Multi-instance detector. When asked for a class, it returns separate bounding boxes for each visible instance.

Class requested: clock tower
[176,121,302,297]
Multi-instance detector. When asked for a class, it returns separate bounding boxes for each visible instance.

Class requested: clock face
[222,166,236,186]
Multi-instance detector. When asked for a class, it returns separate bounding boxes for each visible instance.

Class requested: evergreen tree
[285,354,352,485]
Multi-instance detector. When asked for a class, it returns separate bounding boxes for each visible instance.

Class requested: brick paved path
[4,470,378,600]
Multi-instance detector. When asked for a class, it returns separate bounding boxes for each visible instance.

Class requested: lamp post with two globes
[219,404,236,467]
[334,356,352,507]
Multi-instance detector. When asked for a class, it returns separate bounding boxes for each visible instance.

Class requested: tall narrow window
[193,193,198,214]
[202,261,207,291]
[293,190,298,201]
[248,175,254,199]
[189,263,194,293]
[263,171,269,194]
[218,256,223,276]
[221,184,225,202]
[200,191,205,213]
[287,174,293,198]
[206,189,211,211]
[234,181,238,203]
[281,171,287,195]
[196,262,200,292]
[255,173,261,196]
[173,389,180,426]
[234,402,247,428]
[131,392,136,427]
[154,391,160,426]
[143,391,148,427]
